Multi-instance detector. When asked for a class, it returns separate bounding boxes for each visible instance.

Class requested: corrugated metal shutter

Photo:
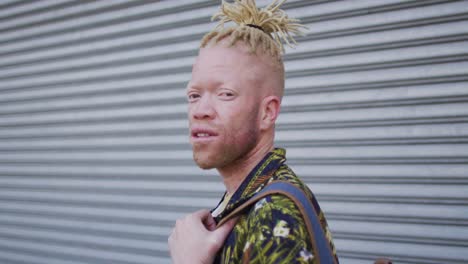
[0,0,467,263]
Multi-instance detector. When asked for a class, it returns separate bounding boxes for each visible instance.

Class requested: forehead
[190,45,264,86]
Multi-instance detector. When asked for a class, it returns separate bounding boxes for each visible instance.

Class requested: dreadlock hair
[200,0,306,59]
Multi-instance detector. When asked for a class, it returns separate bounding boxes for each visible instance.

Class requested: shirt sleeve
[242,194,316,264]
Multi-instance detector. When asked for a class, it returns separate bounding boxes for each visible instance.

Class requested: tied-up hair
[201,0,306,58]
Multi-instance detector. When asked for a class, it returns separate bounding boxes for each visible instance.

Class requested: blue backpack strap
[217,181,337,264]
[260,181,336,264]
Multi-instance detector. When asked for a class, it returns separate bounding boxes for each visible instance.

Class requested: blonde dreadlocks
[201,0,306,58]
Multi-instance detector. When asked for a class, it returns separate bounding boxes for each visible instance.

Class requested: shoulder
[272,164,323,214]
[247,163,313,225]
[243,193,315,263]
[246,192,310,242]
[250,193,305,220]
[273,164,310,191]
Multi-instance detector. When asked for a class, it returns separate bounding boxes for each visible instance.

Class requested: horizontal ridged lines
[1,1,467,264]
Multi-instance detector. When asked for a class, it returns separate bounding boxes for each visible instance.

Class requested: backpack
[217,181,392,264]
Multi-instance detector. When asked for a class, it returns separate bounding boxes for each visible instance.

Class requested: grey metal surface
[0,0,467,263]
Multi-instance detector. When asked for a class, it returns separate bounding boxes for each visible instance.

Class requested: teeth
[197,133,210,137]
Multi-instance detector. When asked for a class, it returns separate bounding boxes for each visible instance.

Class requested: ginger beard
[190,103,261,170]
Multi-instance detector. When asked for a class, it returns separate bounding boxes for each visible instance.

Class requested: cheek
[223,105,260,135]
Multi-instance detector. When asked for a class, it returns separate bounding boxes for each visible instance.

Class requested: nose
[191,95,215,120]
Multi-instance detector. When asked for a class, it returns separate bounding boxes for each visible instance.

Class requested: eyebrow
[187,79,225,91]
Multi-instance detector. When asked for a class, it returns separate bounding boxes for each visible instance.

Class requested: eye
[219,91,235,99]
[187,93,201,102]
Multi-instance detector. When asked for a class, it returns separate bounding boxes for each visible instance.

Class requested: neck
[217,136,274,195]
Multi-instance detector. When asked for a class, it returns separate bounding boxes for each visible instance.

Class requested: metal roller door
[0,0,467,263]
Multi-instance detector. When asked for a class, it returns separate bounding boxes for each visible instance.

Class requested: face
[187,44,265,170]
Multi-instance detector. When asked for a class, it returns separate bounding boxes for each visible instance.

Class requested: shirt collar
[213,148,287,222]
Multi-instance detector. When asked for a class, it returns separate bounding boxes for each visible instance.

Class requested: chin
[193,152,216,170]
[196,163,215,170]
[194,159,218,170]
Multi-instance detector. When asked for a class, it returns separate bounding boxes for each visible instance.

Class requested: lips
[190,127,219,142]
[195,132,211,137]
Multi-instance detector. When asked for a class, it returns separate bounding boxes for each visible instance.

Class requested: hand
[168,209,238,264]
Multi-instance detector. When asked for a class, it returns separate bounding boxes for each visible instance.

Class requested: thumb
[212,217,238,244]
[202,213,217,231]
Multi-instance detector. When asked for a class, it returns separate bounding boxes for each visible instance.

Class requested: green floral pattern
[213,148,339,263]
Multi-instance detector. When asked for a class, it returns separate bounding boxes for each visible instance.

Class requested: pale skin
[168,41,284,264]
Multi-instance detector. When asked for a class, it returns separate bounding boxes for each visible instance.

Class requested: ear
[259,96,281,131]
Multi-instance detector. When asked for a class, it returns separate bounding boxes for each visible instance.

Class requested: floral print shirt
[212,148,338,264]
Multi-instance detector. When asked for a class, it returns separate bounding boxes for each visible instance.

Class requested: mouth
[190,128,219,142]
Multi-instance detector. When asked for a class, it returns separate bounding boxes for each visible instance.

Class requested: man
[168,1,338,263]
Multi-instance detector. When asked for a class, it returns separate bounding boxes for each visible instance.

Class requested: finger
[224,217,239,230]
[192,209,215,230]
[203,214,217,231]
[168,233,173,246]
[168,228,175,247]
[212,217,238,244]
[192,209,212,219]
